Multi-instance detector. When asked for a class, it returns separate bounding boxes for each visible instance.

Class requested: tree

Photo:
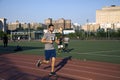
[16,27,24,31]
[96,28,106,37]
[0,30,4,39]
[37,27,44,31]
[117,29,120,37]
[68,33,77,39]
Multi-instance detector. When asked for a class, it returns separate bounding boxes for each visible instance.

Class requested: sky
[0,0,120,24]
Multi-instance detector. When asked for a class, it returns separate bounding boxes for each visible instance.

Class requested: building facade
[8,20,22,30]
[96,5,120,24]
[0,18,7,32]
[44,18,71,32]
[8,20,46,31]
[82,5,120,32]
[96,5,120,31]
[81,23,100,32]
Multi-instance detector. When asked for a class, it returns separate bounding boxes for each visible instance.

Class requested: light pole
[86,19,89,39]
[28,23,31,41]
[11,29,12,41]
[10,26,13,41]
[107,28,110,40]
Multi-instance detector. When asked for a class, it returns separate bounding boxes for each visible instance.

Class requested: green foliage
[65,28,120,40]
[68,33,77,39]
[37,27,44,30]
[16,27,24,31]
[55,33,62,38]
[117,29,120,37]
[0,30,5,39]
[96,28,106,37]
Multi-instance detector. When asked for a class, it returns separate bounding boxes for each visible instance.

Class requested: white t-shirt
[64,37,69,44]
[43,32,55,50]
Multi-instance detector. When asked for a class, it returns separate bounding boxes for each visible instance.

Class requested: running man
[63,35,70,52]
[57,35,64,54]
[36,24,59,76]
[3,34,8,47]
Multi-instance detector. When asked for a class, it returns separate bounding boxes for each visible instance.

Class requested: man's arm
[41,37,53,44]
[55,39,59,44]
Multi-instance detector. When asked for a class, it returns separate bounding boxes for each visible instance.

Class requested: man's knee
[51,57,56,61]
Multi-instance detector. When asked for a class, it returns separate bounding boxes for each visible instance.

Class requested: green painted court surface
[0,40,120,64]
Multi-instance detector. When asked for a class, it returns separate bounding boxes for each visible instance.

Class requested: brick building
[44,18,71,30]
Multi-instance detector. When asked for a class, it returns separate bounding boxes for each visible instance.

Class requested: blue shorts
[45,49,56,61]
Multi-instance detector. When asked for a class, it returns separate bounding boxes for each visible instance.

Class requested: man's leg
[66,43,69,52]
[5,42,7,47]
[36,59,49,67]
[36,50,50,67]
[49,49,57,76]
[6,42,8,47]
[3,42,5,47]
[58,45,61,54]
[43,60,49,64]
[51,57,55,72]
[64,44,67,52]
[49,57,56,76]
